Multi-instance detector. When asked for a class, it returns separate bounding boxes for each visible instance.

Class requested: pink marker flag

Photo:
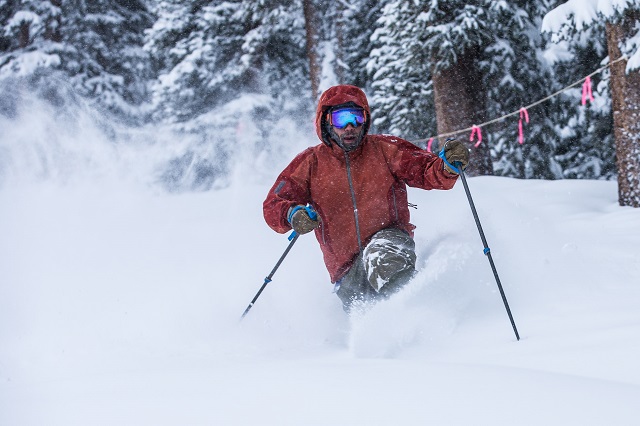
[582,76,594,105]
[470,125,482,147]
[518,107,529,145]
[427,137,434,152]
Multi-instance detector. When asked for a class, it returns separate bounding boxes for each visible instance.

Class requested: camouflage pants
[335,228,416,312]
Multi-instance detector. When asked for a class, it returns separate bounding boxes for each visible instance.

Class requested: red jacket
[263,85,458,282]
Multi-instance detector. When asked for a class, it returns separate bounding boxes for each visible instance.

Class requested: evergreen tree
[145,0,244,122]
[0,0,62,77]
[550,33,616,180]
[544,0,640,206]
[146,0,314,191]
[0,0,153,123]
[367,0,436,140]
[68,0,153,121]
[333,0,384,90]
[409,1,495,175]
[241,0,309,104]
[369,1,570,178]
[147,0,309,123]
[485,0,564,179]
[369,1,500,174]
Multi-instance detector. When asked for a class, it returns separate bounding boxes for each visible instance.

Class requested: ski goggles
[330,108,366,129]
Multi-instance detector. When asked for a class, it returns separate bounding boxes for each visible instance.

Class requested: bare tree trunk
[606,13,640,208]
[334,10,346,84]
[303,0,321,101]
[431,49,493,176]
[19,22,29,48]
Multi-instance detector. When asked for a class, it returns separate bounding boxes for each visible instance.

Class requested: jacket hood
[315,85,371,146]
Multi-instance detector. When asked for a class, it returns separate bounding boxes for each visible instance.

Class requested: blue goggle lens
[330,108,365,129]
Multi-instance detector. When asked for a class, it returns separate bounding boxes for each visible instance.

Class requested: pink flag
[518,108,529,145]
[582,76,594,105]
[470,125,482,147]
[427,137,434,152]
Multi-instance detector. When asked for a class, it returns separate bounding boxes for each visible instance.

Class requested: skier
[263,84,469,312]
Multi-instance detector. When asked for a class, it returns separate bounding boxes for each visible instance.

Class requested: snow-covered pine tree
[544,0,640,207]
[331,0,384,92]
[376,0,540,174]
[145,0,254,190]
[65,0,153,122]
[486,0,565,180]
[0,1,21,52]
[369,1,583,179]
[240,0,309,104]
[0,0,153,123]
[549,30,615,180]
[147,0,309,122]
[367,0,437,141]
[410,1,495,175]
[0,0,62,79]
[145,0,244,123]
[146,0,313,190]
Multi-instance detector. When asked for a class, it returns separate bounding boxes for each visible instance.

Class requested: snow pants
[335,228,416,312]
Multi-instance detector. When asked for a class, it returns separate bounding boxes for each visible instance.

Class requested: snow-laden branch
[542,0,640,71]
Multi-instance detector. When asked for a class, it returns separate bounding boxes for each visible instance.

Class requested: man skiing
[263,84,469,312]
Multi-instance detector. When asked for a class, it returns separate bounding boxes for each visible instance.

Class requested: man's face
[332,123,365,150]
[328,107,366,151]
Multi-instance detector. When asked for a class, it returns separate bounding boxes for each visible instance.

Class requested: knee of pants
[363,229,416,291]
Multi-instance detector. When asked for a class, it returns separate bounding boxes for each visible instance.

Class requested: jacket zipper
[391,186,398,221]
[344,152,363,252]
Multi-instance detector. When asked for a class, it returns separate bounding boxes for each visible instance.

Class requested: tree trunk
[19,22,29,48]
[45,0,62,43]
[431,48,493,176]
[303,0,321,101]
[334,10,346,84]
[606,13,640,208]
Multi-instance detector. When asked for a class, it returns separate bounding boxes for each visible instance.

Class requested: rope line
[412,55,628,145]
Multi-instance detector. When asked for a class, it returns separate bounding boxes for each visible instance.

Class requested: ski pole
[240,205,316,320]
[457,167,520,340]
[439,141,520,340]
[240,233,299,320]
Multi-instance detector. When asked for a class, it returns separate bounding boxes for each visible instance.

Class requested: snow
[542,0,640,72]
[2,117,640,425]
[541,0,599,35]
[0,50,61,78]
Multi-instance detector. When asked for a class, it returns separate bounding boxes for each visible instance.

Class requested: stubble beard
[333,127,365,152]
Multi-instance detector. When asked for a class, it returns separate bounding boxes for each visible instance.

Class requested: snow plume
[0,78,314,191]
[0,77,126,186]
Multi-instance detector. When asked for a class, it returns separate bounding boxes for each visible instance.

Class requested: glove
[288,205,319,235]
[442,139,470,174]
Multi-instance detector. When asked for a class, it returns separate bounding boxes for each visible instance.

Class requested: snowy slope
[1,172,640,425]
[1,91,639,425]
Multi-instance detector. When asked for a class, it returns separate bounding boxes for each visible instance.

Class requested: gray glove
[443,139,470,174]
[288,205,319,235]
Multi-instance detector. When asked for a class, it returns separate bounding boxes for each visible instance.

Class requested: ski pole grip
[438,147,461,174]
[287,205,317,240]
[304,205,318,221]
